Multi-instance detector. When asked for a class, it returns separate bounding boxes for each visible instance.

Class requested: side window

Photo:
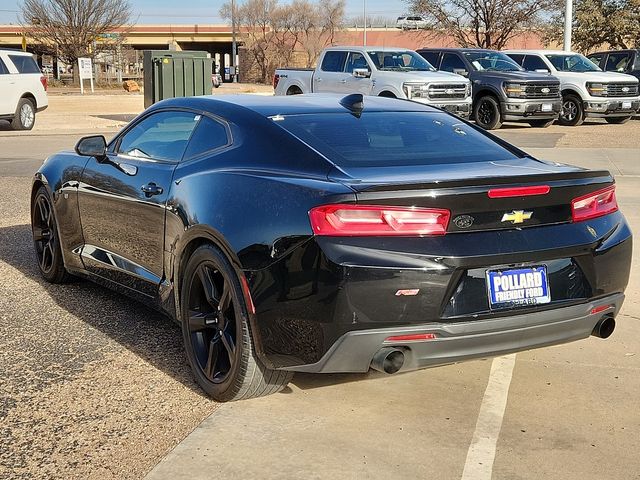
[117,111,200,162]
[320,51,347,72]
[507,54,525,66]
[419,51,440,68]
[605,52,633,72]
[523,55,549,71]
[8,55,41,74]
[587,53,604,67]
[344,52,369,73]
[0,58,8,74]
[183,116,229,159]
[440,53,466,73]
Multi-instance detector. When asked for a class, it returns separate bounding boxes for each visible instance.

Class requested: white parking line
[461,354,517,480]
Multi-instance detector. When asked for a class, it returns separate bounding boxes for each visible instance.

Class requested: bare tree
[221,0,345,82]
[406,0,560,50]
[544,0,640,51]
[20,0,132,74]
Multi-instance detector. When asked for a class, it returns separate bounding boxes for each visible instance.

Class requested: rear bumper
[502,99,562,121]
[287,293,625,373]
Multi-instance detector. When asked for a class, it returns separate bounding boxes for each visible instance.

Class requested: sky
[0,0,408,25]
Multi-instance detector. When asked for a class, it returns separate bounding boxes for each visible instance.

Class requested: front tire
[12,98,36,131]
[180,244,292,402]
[605,116,631,124]
[474,95,503,130]
[31,186,70,283]
[528,119,554,128]
[559,94,584,126]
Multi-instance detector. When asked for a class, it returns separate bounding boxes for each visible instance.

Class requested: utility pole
[563,0,573,51]
[231,0,238,82]
[363,0,367,45]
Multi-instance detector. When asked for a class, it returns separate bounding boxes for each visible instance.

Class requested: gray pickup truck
[417,48,562,129]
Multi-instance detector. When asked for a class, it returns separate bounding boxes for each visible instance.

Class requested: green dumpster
[143,50,213,108]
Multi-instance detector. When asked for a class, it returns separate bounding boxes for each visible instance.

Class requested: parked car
[417,48,561,129]
[274,46,472,118]
[587,49,640,81]
[505,50,640,125]
[396,16,429,29]
[0,48,48,130]
[32,93,631,401]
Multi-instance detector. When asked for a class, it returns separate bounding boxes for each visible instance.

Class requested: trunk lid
[331,158,614,233]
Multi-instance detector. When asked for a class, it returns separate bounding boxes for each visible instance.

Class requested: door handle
[340,79,347,83]
[315,77,322,82]
[141,182,163,197]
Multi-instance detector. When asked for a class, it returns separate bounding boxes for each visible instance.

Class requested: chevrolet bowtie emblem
[501,210,533,224]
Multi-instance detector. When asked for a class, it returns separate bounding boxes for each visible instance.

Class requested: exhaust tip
[592,315,615,339]
[370,348,405,374]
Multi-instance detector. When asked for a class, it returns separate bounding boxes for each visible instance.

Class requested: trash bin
[143,50,213,108]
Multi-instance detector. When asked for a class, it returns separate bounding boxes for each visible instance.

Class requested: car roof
[589,49,640,54]
[417,47,499,53]
[504,49,579,55]
[155,94,437,117]
[0,48,34,56]
[324,45,413,52]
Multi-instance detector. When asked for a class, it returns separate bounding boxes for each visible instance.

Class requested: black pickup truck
[587,49,640,81]
[417,48,562,130]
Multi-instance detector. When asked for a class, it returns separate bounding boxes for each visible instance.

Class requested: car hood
[473,70,559,83]
[553,70,639,83]
[381,70,470,83]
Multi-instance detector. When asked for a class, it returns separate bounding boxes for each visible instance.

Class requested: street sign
[78,57,94,94]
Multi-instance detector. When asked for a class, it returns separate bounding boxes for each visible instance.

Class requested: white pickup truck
[274,46,473,118]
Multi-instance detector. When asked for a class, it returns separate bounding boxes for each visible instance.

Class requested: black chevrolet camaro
[31,94,631,401]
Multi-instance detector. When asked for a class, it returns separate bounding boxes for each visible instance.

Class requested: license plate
[622,101,632,109]
[541,103,553,112]
[486,266,551,309]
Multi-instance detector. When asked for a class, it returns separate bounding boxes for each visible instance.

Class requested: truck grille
[522,83,560,99]
[428,83,468,100]
[605,83,639,97]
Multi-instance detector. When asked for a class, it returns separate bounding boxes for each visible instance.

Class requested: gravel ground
[0,178,218,479]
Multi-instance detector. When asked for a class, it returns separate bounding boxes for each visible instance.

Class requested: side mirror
[453,68,469,77]
[353,68,371,78]
[75,135,107,158]
[535,68,550,73]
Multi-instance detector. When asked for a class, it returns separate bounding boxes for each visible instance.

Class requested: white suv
[504,49,640,126]
[0,49,48,130]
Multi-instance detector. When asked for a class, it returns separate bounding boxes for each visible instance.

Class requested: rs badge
[501,210,533,224]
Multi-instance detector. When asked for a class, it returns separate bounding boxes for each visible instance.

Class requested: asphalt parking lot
[1,93,639,480]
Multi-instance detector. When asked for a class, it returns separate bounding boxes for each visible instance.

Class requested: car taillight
[309,204,450,236]
[40,76,48,91]
[571,185,618,222]
[273,74,280,89]
[488,185,550,198]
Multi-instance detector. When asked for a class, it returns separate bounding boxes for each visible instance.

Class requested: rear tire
[180,244,293,402]
[559,94,584,126]
[605,116,631,124]
[31,186,70,283]
[379,91,396,98]
[528,119,554,128]
[11,98,36,131]
[473,95,503,130]
[286,86,302,95]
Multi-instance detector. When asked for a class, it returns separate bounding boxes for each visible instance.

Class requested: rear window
[275,112,519,168]
[8,55,41,74]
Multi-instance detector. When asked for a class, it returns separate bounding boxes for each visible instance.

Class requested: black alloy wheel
[186,261,238,384]
[559,94,585,126]
[474,95,503,130]
[180,244,293,401]
[31,186,69,283]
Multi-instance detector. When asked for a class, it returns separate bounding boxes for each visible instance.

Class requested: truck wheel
[474,96,502,130]
[379,91,397,98]
[528,119,554,128]
[286,86,302,95]
[181,244,293,402]
[559,94,584,126]
[11,98,36,131]
[605,116,631,124]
